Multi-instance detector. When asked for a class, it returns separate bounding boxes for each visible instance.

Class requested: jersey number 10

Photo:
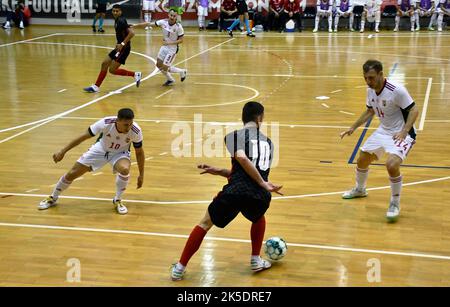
[250,140,271,171]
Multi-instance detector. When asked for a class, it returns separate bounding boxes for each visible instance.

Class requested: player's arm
[53,129,94,163]
[393,103,419,142]
[235,150,283,195]
[197,164,231,177]
[134,146,145,189]
[340,107,375,139]
[131,21,151,28]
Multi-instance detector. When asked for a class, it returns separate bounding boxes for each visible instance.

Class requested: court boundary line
[1,175,449,204]
[0,221,449,261]
[418,78,433,131]
[0,33,59,48]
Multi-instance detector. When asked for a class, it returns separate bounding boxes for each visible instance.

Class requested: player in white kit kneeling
[340,60,419,222]
[38,108,145,215]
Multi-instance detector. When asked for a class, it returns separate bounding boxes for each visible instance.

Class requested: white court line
[0,37,233,136]
[159,152,168,156]
[25,189,39,193]
[1,175,449,204]
[339,111,355,116]
[187,72,430,80]
[155,89,173,99]
[426,120,450,123]
[61,116,375,130]
[331,89,342,93]
[58,89,67,93]
[0,222,449,261]
[153,82,259,108]
[145,157,154,160]
[0,33,59,48]
[321,103,330,108]
[418,78,433,131]
[92,172,103,176]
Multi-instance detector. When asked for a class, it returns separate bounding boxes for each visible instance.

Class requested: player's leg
[38,162,91,210]
[349,12,354,31]
[375,9,381,32]
[112,158,131,215]
[313,12,321,32]
[334,13,340,32]
[171,210,214,281]
[437,10,444,31]
[227,14,242,36]
[84,55,112,92]
[243,12,254,36]
[394,11,402,31]
[414,9,420,30]
[342,151,377,199]
[360,10,367,32]
[428,11,437,30]
[385,154,403,222]
[409,10,415,31]
[108,51,142,87]
[98,12,105,32]
[327,12,333,32]
[92,13,99,32]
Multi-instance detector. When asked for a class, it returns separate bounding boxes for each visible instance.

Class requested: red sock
[113,68,135,77]
[95,70,107,87]
[179,225,207,266]
[251,216,266,256]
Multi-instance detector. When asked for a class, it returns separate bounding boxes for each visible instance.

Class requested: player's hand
[261,181,284,195]
[137,174,144,189]
[116,44,123,52]
[340,127,355,139]
[53,150,65,163]
[393,130,408,142]
[198,164,221,175]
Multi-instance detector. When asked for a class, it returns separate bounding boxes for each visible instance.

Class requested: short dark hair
[117,108,134,120]
[242,101,264,124]
[363,60,383,73]
[169,9,178,14]
[112,4,122,10]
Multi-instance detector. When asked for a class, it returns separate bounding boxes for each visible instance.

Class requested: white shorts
[157,46,177,66]
[360,130,416,161]
[77,143,131,172]
[416,9,434,17]
[143,0,156,11]
[317,11,331,17]
[197,6,208,16]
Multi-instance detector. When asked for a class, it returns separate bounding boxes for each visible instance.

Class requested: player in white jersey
[395,0,416,32]
[334,0,354,32]
[436,0,450,31]
[38,108,145,215]
[361,0,382,32]
[314,0,333,32]
[414,0,437,31]
[142,0,156,30]
[138,9,187,86]
[340,60,419,223]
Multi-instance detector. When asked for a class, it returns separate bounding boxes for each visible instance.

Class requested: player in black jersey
[84,4,142,93]
[171,101,283,281]
[226,0,256,37]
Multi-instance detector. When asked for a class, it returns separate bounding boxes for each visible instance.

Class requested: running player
[226,0,256,37]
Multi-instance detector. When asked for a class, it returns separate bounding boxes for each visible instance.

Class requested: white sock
[328,15,332,29]
[335,16,340,29]
[390,175,402,204]
[375,22,380,31]
[314,15,319,29]
[395,15,400,28]
[115,174,129,200]
[144,13,150,23]
[361,20,365,31]
[355,167,369,190]
[169,66,183,74]
[176,262,186,271]
[350,15,354,28]
[160,70,175,81]
[429,13,437,27]
[51,175,72,199]
[251,255,261,262]
[437,14,443,29]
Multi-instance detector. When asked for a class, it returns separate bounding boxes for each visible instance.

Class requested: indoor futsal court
[0,24,449,287]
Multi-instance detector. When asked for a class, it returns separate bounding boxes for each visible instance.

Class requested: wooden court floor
[0,25,449,286]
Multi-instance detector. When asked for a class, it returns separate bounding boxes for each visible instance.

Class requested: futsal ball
[264,237,287,261]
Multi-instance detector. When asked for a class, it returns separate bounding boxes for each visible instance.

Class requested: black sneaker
[227,29,233,37]
[92,26,96,33]
[98,28,105,33]
[247,32,255,37]
[163,80,175,86]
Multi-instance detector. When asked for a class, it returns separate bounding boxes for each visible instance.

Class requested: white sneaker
[38,196,57,210]
[415,26,420,31]
[328,28,333,33]
[393,27,399,32]
[83,84,99,93]
[251,256,272,272]
[438,28,442,32]
[360,29,364,33]
[113,198,128,215]
[334,29,338,32]
[342,187,368,199]
[386,202,400,223]
[19,21,24,29]
[180,69,187,82]
[313,28,318,33]
[134,71,142,87]
[2,22,11,29]
[171,263,185,281]
[375,29,379,33]
[411,27,415,32]
[144,26,152,31]
[428,26,435,31]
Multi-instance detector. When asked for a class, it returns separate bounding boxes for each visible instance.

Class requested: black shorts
[96,3,107,13]
[237,3,248,14]
[208,193,269,228]
[108,45,131,65]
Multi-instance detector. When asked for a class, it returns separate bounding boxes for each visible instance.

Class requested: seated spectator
[220,0,238,31]
[313,0,333,32]
[267,0,285,31]
[414,0,437,31]
[2,1,30,29]
[436,0,449,31]
[280,0,303,32]
[361,0,381,33]
[334,0,354,32]
[395,0,416,32]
